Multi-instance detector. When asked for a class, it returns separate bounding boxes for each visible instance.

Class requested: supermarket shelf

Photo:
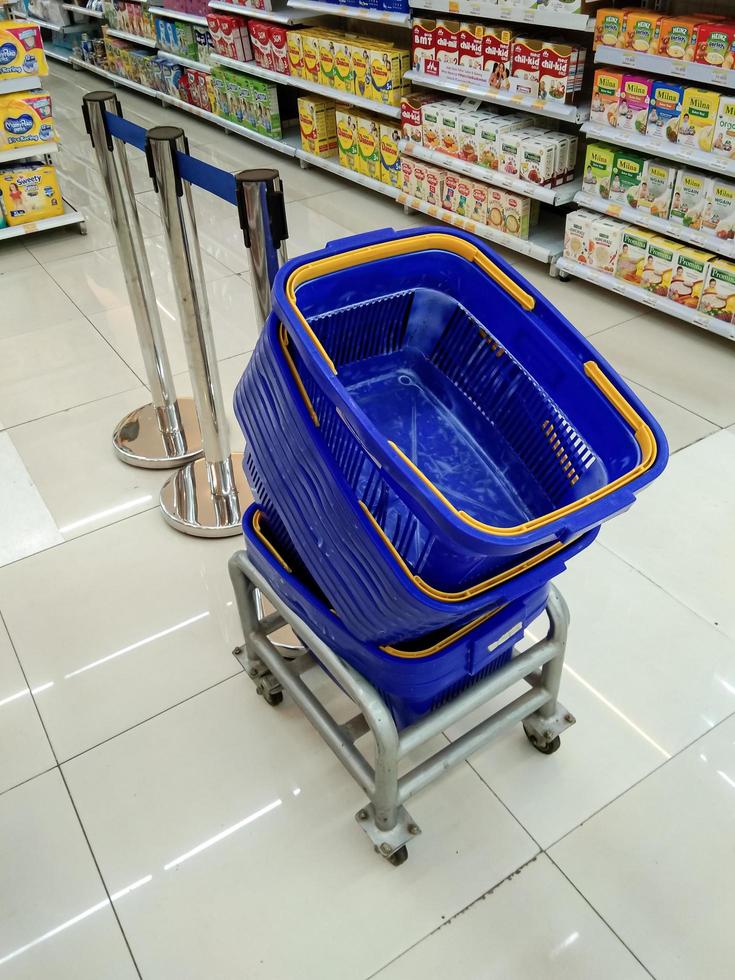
[0,75,43,94]
[296,147,400,197]
[287,0,410,26]
[399,139,581,206]
[62,3,106,18]
[409,0,593,31]
[398,191,564,264]
[159,50,211,72]
[595,45,735,90]
[10,9,90,30]
[148,6,209,25]
[69,56,301,156]
[557,257,735,342]
[45,44,73,62]
[0,141,58,163]
[208,0,318,24]
[210,52,402,117]
[105,28,157,46]
[0,200,84,241]
[575,190,735,262]
[404,70,590,124]
[582,121,735,180]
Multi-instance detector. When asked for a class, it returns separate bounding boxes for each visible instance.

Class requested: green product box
[174,21,197,61]
[609,150,646,208]
[249,78,282,140]
[581,142,616,200]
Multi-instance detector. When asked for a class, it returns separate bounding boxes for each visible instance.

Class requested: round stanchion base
[112,399,203,469]
[159,453,252,538]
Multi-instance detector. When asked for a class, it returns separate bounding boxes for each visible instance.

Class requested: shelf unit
[0,75,42,94]
[105,27,157,46]
[159,50,211,72]
[296,147,400,197]
[595,45,735,90]
[398,191,564,263]
[404,70,590,124]
[0,200,85,241]
[45,44,73,62]
[409,0,594,31]
[209,52,402,117]
[400,140,581,206]
[0,141,59,163]
[147,6,209,25]
[61,3,107,19]
[287,0,411,26]
[574,191,735,262]
[208,0,318,25]
[9,9,89,31]
[582,122,735,179]
[557,258,735,342]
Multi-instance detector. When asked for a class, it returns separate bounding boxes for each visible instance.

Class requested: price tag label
[448,0,459,12]
[23,222,38,235]
[522,9,535,23]
[712,68,729,87]
[532,99,545,110]
[622,52,636,68]
[608,203,621,216]
[669,60,687,77]
[497,5,512,19]
[612,279,626,295]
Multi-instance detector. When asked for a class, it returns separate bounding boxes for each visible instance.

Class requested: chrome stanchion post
[81,91,202,469]
[235,168,288,331]
[145,125,250,537]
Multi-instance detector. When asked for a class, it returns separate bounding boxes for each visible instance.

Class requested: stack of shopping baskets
[234,227,668,729]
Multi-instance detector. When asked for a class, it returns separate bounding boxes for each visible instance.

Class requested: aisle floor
[1,64,734,979]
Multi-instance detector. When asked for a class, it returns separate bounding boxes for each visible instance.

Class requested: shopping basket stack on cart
[234,226,668,730]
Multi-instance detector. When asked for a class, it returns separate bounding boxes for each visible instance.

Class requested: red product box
[412,18,437,72]
[458,22,483,69]
[539,42,579,104]
[401,92,439,142]
[435,20,460,67]
[249,19,273,69]
[185,67,201,106]
[207,13,250,61]
[482,27,514,90]
[269,24,289,74]
[694,22,735,67]
[511,37,544,96]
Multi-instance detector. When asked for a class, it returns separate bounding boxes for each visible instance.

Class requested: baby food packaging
[669,169,714,230]
[458,110,483,163]
[694,23,735,69]
[499,126,536,179]
[503,192,530,240]
[699,259,735,324]
[588,215,624,275]
[421,99,444,150]
[0,162,63,224]
[563,208,596,264]
[623,12,661,54]
[637,159,676,218]
[657,17,702,61]
[379,120,401,187]
[248,19,273,69]
[468,181,488,225]
[400,155,415,195]
[510,37,543,98]
[677,88,720,153]
[318,32,338,87]
[486,187,505,233]
[368,43,409,106]
[701,179,735,239]
[0,90,55,150]
[538,41,583,105]
[594,8,630,49]
[519,133,556,187]
[441,170,460,212]
[609,149,646,207]
[712,96,735,160]
[400,93,440,144]
[642,235,679,296]
[0,21,47,78]
[582,142,615,200]
[590,68,623,128]
[646,80,684,145]
[614,227,657,284]
[477,114,520,171]
[287,29,304,78]
[617,74,653,135]
[439,102,461,156]
[424,165,444,207]
[411,17,436,72]
[668,246,715,308]
[298,95,336,157]
[482,25,514,90]
[269,25,289,75]
[336,106,359,171]
[332,39,354,94]
[356,113,381,180]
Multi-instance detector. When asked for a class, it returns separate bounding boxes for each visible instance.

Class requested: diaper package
[0,20,48,79]
[0,163,63,225]
[0,90,55,150]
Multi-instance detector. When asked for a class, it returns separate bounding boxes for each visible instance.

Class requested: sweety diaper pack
[0,163,63,225]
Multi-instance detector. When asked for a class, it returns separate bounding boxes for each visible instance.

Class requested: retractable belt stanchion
[145,125,250,537]
[235,168,288,331]
[82,92,202,469]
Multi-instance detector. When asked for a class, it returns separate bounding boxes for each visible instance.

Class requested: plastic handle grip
[324,227,398,253]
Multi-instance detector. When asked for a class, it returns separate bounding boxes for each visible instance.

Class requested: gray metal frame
[229,551,574,864]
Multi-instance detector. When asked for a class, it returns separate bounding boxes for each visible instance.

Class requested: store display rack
[0,75,42,94]
[210,51,402,118]
[297,147,401,198]
[404,69,590,124]
[287,0,411,27]
[575,191,735,263]
[556,257,735,343]
[148,5,208,25]
[9,9,89,31]
[595,45,735,90]
[400,140,581,207]
[105,27,157,45]
[0,141,59,163]
[160,50,211,72]
[208,0,317,25]
[45,44,73,61]
[0,200,84,240]
[408,0,594,32]
[61,3,106,19]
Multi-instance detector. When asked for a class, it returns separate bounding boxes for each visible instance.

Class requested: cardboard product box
[319,33,339,88]
[588,215,625,275]
[694,23,735,69]
[539,131,571,186]
[400,154,416,195]
[185,67,202,108]
[269,25,289,74]
[486,187,505,233]
[617,74,653,135]
[477,114,521,171]
[458,21,483,70]
[468,181,488,225]
[250,77,281,138]
[590,68,624,128]
[0,90,55,151]
[458,110,484,163]
[499,127,536,179]
[351,42,370,99]
[702,179,735,239]
[622,12,661,54]
[333,39,354,94]
[699,258,735,323]
[301,31,322,84]
[379,120,401,187]
[356,114,381,180]
[637,159,676,218]
[668,246,715,308]
[0,162,62,224]
[641,235,679,295]
[581,141,615,200]
[441,170,461,212]
[510,37,543,98]
[435,20,460,68]
[0,20,47,78]
[298,95,336,156]
[657,16,702,61]
[712,95,735,160]
[439,102,461,156]
[669,169,714,230]
[411,18,437,73]
[420,99,444,150]
[563,208,596,265]
[609,149,646,207]
[677,87,720,153]
[482,26,514,91]
[454,176,474,218]
[248,19,273,69]
[519,134,556,188]
[369,44,409,106]
[615,226,657,284]
[594,8,628,49]
[538,42,580,105]
[401,93,440,145]
[646,80,685,146]
[424,165,444,207]
[336,106,359,171]
[287,30,304,78]
[503,191,531,240]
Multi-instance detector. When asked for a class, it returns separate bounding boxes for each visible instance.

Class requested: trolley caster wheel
[262,689,283,707]
[524,728,561,755]
[557,271,570,282]
[387,845,408,867]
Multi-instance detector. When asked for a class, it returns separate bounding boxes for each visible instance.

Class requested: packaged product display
[0,89,55,150]
[646,81,684,145]
[0,20,47,78]
[700,259,735,323]
[594,8,735,68]
[669,169,713,231]
[713,96,735,160]
[0,162,63,225]
[677,88,719,153]
[298,95,336,157]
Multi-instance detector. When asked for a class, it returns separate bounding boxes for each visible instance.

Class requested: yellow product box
[0,20,47,78]
[301,31,323,85]
[318,33,340,89]
[668,246,715,308]
[623,12,661,54]
[335,106,358,171]
[332,39,354,94]
[503,191,531,240]
[298,96,337,157]
[712,95,735,161]
[0,162,63,225]
[368,44,408,107]
[677,88,720,153]
[0,90,55,151]
[378,120,401,187]
[699,258,735,324]
[356,114,380,180]
[287,30,305,79]
[641,235,680,296]
[615,226,657,284]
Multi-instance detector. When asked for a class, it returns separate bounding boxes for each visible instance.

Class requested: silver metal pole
[235,168,288,331]
[146,125,250,537]
[81,91,202,469]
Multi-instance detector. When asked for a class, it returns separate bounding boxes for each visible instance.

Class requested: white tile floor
[0,62,734,978]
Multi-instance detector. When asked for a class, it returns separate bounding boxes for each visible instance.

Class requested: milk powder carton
[379,120,401,187]
[356,114,381,181]
[336,106,359,171]
[615,227,657,285]
[588,215,624,275]
[668,246,715,309]
[637,159,676,218]
[298,96,336,157]
[669,170,714,231]
[646,80,685,145]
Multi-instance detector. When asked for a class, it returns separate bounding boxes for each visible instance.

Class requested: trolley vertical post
[235,168,288,331]
[145,125,250,537]
[81,92,202,469]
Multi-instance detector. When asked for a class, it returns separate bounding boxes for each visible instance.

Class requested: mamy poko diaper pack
[0,163,63,225]
[0,90,55,150]
[0,21,47,79]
